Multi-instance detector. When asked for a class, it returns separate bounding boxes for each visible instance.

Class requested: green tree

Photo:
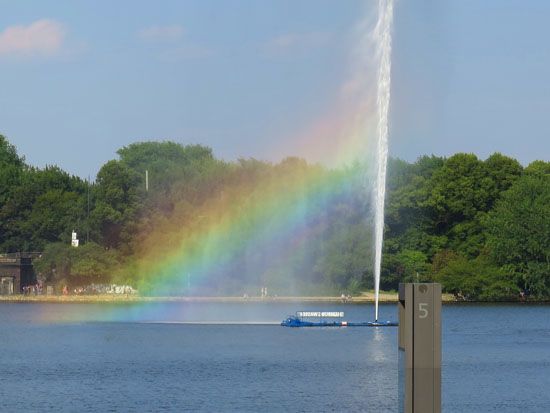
[1,153,87,251]
[426,153,491,230]
[70,242,119,284]
[34,242,120,286]
[483,153,523,206]
[33,242,72,283]
[425,153,500,257]
[435,254,517,300]
[21,189,85,249]
[486,169,550,297]
[314,224,373,291]
[0,135,26,249]
[91,160,140,249]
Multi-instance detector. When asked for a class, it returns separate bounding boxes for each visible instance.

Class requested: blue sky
[0,0,549,177]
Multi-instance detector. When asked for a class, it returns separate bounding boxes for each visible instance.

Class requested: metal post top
[398,282,441,303]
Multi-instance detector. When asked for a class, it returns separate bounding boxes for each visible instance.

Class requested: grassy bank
[0,291,458,303]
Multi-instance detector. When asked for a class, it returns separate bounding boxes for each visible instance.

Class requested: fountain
[373,0,394,322]
[289,0,398,329]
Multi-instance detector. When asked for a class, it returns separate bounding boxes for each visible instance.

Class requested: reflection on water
[371,327,390,363]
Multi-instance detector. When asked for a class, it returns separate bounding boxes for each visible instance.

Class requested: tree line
[1,134,548,299]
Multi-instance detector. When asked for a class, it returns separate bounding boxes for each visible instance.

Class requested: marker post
[398,283,441,413]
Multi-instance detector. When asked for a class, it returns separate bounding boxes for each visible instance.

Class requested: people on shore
[340,293,353,303]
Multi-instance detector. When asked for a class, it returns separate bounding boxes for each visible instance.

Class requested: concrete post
[398,283,441,413]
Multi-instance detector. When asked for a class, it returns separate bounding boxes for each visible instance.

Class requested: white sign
[71,239,79,247]
[72,231,77,240]
[296,311,344,318]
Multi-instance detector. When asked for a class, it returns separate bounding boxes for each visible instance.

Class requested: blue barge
[281,312,397,327]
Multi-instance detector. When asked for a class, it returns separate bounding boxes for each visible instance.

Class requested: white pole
[145,170,149,191]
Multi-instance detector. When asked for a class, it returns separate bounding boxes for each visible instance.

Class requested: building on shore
[0,253,39,295]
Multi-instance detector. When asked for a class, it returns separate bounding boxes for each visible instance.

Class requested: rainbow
[128,161,370,297]
[40,3,385,322]
[126,36,382,298]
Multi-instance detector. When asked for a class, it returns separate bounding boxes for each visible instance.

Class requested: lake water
[1,302,549,412]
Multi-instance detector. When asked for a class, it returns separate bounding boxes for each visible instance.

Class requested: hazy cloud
[139,24,213,60]
[263,32,332,56]
[139,25,184,42]
[159,44,214,60]
[0,19,66,57]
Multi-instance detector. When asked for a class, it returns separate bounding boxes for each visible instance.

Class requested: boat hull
[281,318,397,327]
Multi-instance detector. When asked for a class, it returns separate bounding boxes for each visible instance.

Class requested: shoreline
[2,293,544,304]
[0,294,402,304]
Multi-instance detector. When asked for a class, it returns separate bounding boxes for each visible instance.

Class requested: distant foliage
[1,133,549,299]
[485,169,550,298]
